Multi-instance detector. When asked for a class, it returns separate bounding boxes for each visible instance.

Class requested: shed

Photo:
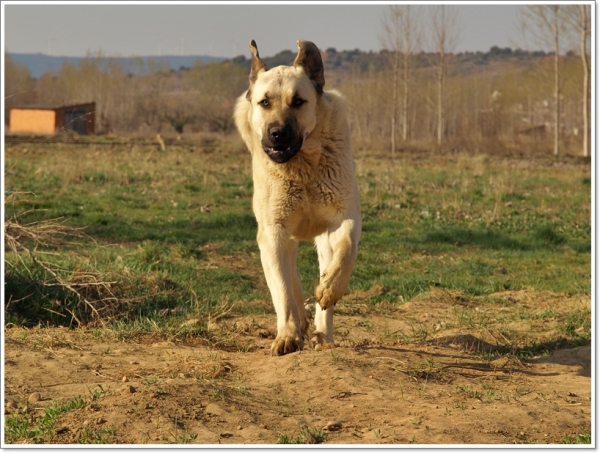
[9,102,96,135]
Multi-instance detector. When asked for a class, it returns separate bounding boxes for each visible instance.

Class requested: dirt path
[4,304,591,445]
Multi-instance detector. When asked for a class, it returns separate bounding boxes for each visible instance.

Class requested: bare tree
[134,88,162,131]
[160,93,197,134]
[431,5,460,145]
[551,6,561,157]
[565,5,591,157]
[520,5,570,156]
[181,61,247,133]
[380,5,422,153]
[134,73,168,132]
[4,52,36,122]
[578,5,591,158]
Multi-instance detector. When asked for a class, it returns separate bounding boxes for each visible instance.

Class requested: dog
[234,39,361,356]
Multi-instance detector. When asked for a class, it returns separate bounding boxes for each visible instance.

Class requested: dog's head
[245,39,325,164]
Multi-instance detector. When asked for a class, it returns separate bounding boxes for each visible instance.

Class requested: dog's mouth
[262,140,303,164]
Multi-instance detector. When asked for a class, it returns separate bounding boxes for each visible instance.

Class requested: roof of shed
[10,102,96,111]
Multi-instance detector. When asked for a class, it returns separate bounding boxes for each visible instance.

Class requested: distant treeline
[231,45,556,75]
[4,44,589,154]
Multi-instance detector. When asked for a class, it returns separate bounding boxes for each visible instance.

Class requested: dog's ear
[294,40,325,94]
[247,39,267,100]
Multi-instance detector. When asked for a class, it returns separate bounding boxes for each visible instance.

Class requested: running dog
[234,39,361,355]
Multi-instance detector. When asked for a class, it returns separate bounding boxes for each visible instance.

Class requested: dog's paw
[311,331,335,351]
[271,336,303,356]
[315,283,340,310]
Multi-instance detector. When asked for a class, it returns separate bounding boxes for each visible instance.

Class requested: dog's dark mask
[261,123,303,163]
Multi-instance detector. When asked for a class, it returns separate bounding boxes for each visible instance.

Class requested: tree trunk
[580,4,590,158]
[391,51,400,155]
[402,50,409,141]
[437,52,445,145]
[553,5,560,157]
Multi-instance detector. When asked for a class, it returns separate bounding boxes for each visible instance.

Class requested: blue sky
[2,2,578,58]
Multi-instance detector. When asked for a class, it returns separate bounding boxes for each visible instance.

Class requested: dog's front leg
[257,224,304,356]
[313,213,361,348]
[312,212,361,349]
[312,234,335,349]
[315,215,361,309]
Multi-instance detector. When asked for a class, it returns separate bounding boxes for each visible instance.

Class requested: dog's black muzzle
[262,124,303,164]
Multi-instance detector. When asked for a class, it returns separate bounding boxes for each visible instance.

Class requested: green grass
[560,431,592,444]
[5,388,122,444]
[354,160,591,299]
[4,141,591,351]
[77,427,119,444]
[5,396,87,443]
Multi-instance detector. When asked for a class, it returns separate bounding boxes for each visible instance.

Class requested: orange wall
[9,109,56,134]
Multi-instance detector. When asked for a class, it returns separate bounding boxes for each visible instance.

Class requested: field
[3,135,592,445]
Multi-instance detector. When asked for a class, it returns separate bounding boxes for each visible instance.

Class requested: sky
[1,2,577,59]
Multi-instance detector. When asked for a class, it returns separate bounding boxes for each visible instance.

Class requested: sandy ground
[4,292,592,445]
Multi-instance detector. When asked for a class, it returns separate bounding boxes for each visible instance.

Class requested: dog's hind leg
[289,241,310,337]
[257,224,304,356]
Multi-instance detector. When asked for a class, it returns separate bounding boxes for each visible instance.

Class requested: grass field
[3,136,592,444]
[5,137,591,333]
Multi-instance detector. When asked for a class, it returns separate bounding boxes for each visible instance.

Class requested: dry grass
[4,193,116,326]
[5,192,134,326]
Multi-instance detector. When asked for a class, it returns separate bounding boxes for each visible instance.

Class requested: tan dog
[234,39,361,356]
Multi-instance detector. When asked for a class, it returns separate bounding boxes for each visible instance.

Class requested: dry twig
[4,192,118,325]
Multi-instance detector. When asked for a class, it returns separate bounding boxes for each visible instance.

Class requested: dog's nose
[269,125,291,143]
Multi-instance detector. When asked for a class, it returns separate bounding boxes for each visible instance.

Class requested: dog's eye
[292,98,306,108]
[259,99,270,108]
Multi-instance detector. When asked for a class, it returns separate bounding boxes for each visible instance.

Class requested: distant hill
[11,46,552,80]
[9,53,228,78]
